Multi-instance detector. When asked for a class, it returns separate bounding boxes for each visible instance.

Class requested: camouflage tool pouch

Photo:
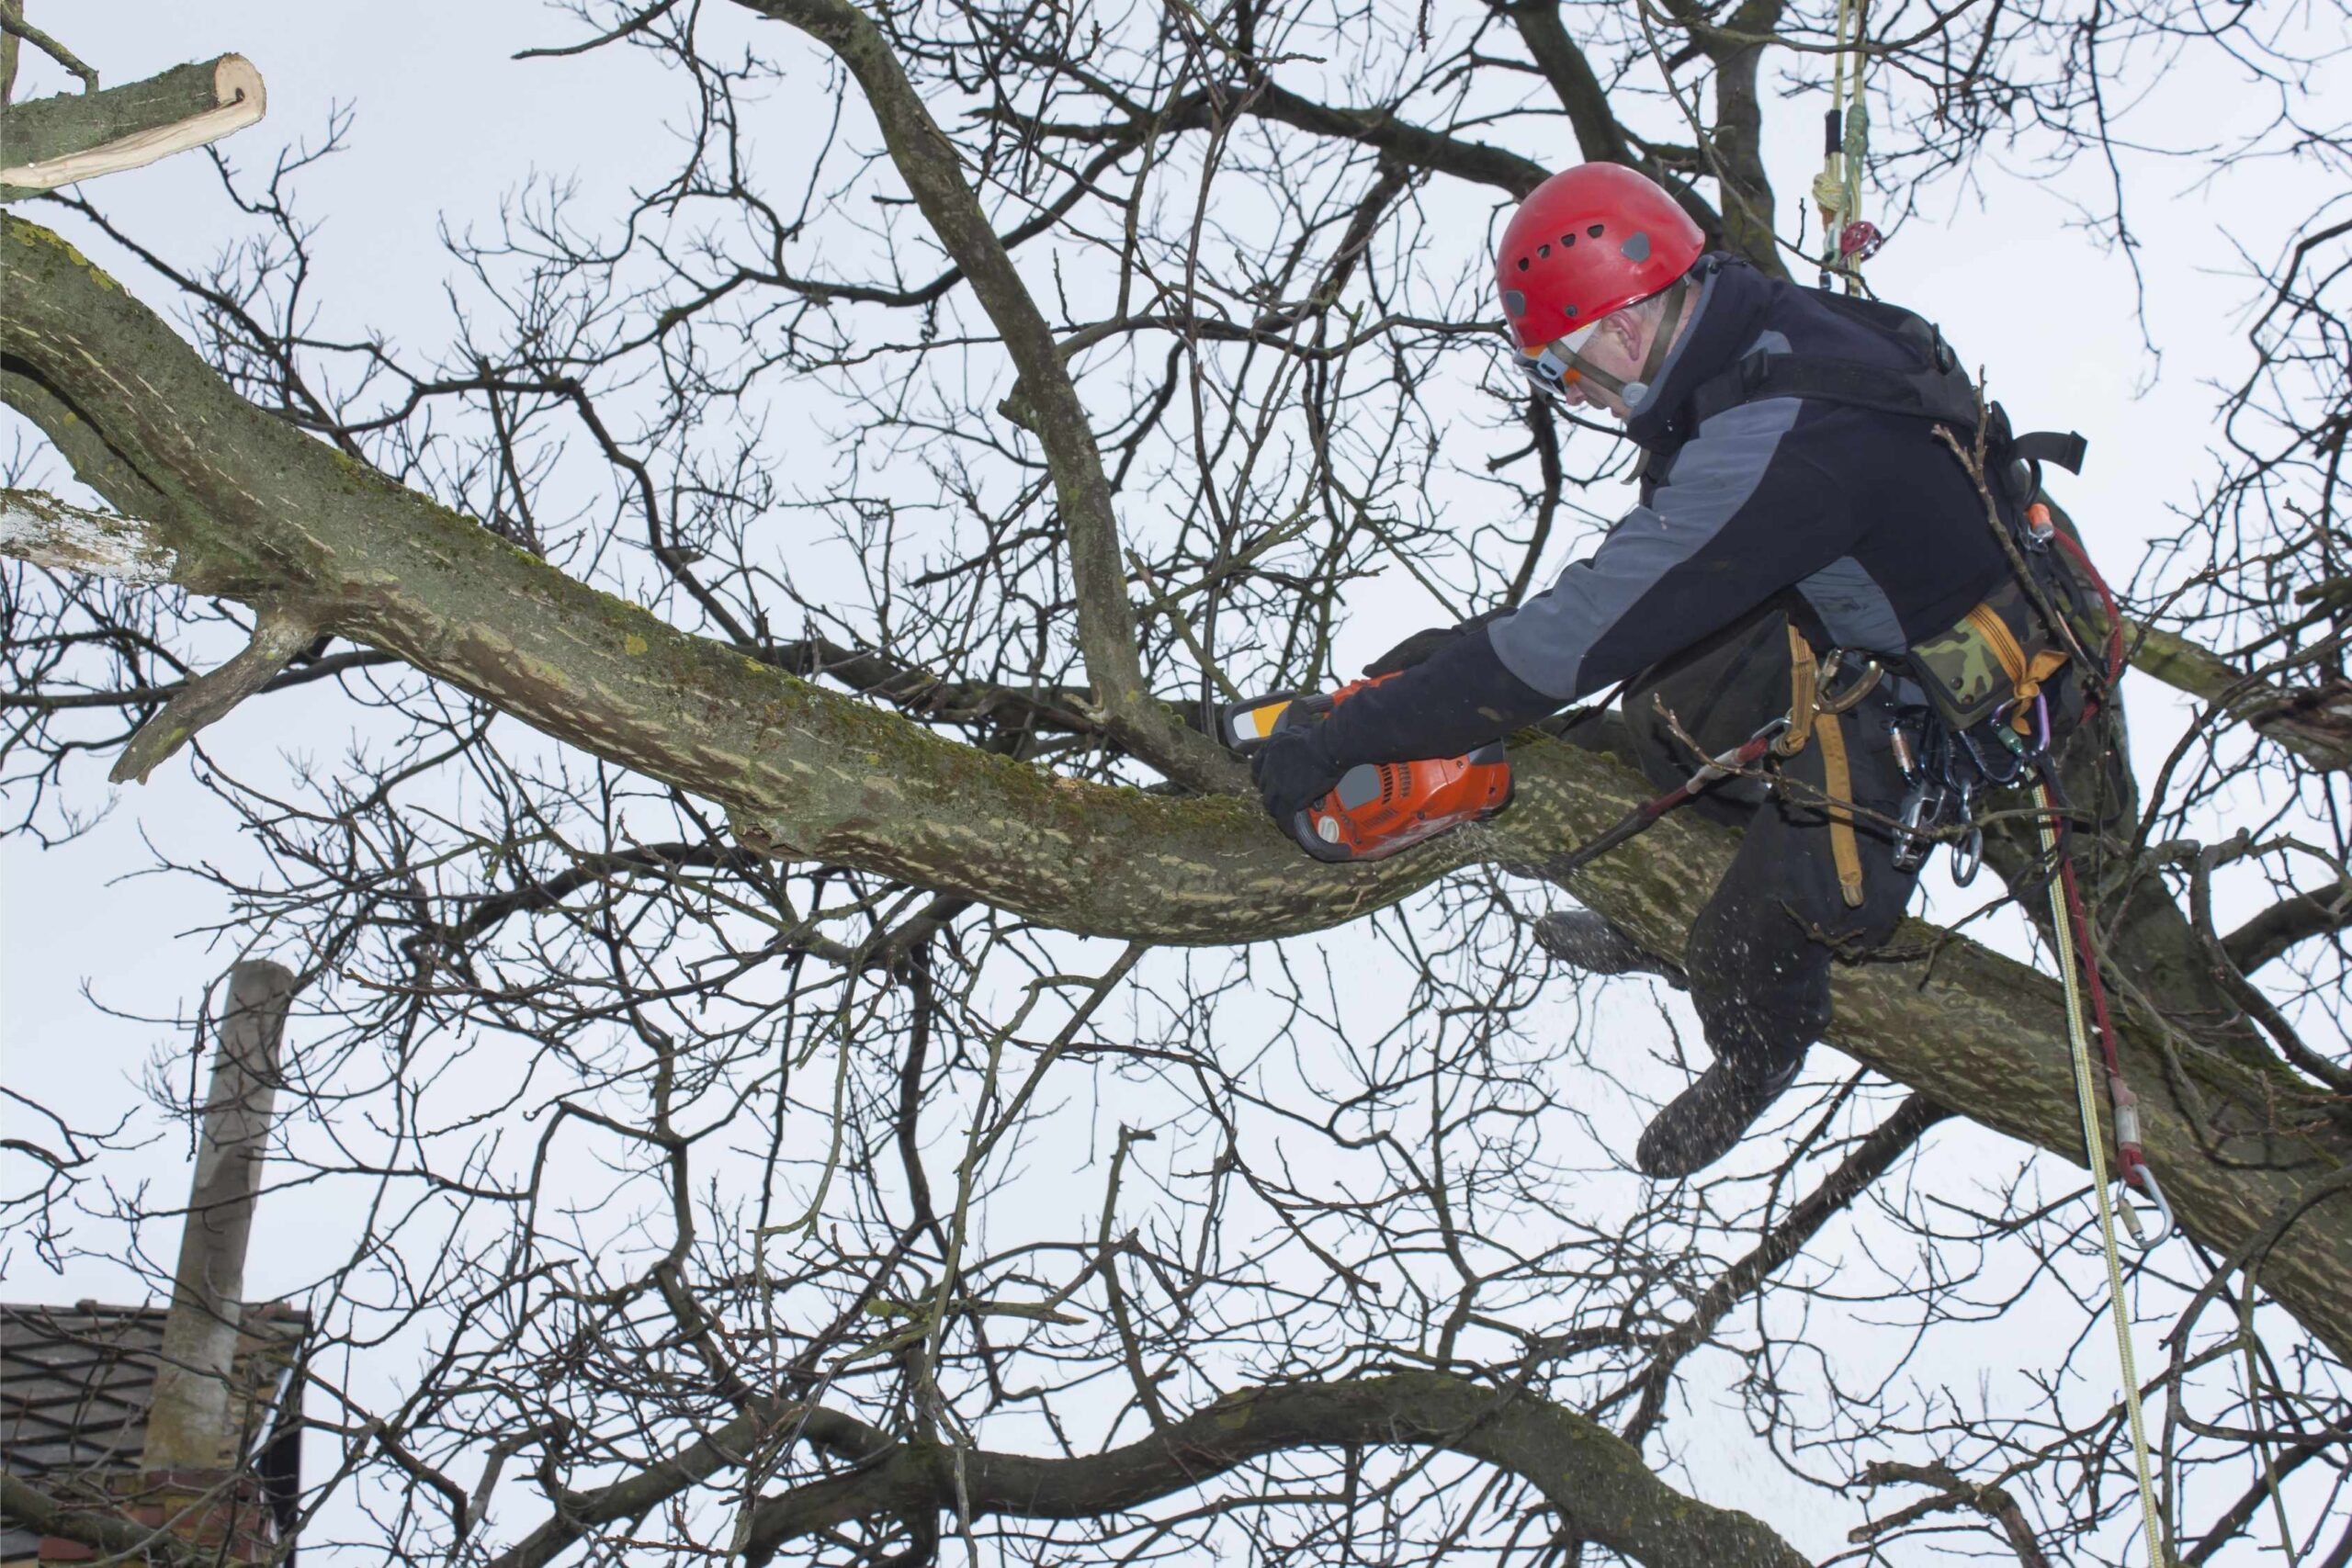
[1907,574,2069,733]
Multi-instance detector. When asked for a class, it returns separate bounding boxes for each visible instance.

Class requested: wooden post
[140,960,295,1474]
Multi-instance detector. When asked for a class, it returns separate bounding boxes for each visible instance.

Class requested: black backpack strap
[2009,430,2088,475]
[1681,294,1984,434]
[1687,354,1982,430]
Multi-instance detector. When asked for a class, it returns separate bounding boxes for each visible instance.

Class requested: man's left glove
[1252,725,1345,824]
[1363,607,1508,677]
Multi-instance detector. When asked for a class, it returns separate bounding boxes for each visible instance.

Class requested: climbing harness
[1538,717,1788,881]
[1813,0,1883,290]
[1539,627,1879,888]
[1780,626,1877,908]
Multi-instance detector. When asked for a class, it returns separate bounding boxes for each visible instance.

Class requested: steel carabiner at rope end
[2117,1166,2175,1251]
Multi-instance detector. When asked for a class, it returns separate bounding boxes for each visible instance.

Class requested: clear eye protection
[1510,320,1601,400]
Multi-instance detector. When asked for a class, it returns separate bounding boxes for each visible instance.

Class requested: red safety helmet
[1496,164,1706,352]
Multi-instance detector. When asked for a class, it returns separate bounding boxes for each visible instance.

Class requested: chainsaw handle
[1286,808,1356,862]
[1219,687,1333,752]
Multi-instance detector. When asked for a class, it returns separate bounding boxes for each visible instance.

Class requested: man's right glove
[1363,607,1508,676]
[1251,725,1345,824]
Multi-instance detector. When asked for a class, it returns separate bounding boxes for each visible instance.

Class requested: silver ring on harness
[1951,824,1984,886]
[1947,779,1982,885]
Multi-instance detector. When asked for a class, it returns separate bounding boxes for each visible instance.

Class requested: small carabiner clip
[2116,1166,2175,1250]
[1815,649,1884,715]
[1894,783,1940,874]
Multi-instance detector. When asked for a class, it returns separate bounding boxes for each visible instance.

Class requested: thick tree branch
[109,604,317,784]
[6,211,2349,1364]
[2225,878,2352,976]
[1683,0,1789,273]
[741,0,1233,791]
[736,1371,1808,1568]
[2127,618,2352,772]
[1504,2,1639,164]
[0,487,177,581]
[0,1472,198,1566]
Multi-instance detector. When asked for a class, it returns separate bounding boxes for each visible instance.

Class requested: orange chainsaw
[1220,676,1514,863]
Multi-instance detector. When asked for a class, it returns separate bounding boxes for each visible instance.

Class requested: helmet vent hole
[1537,243,1550,258]
[1516,257,1530,272]
[1560,232,1575,247]
[1587,223,1605,239]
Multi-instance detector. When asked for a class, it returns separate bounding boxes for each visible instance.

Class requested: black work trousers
[1569,604,1920,1082]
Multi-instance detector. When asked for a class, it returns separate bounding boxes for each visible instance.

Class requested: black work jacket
[1316,255,2012,769]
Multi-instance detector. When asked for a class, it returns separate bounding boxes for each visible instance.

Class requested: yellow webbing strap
[1814,711,1868,908]
[1780,625,1866,908]
[1779,624,1821,757]
[2035,777,2172,1567]
[2014,648,2070,731]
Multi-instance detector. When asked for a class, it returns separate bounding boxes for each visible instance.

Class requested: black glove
[1363,607,1508,677]
[1252,725,1345,824]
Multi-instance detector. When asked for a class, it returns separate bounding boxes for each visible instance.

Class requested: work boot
[1534,910,1678,982]
[1635,1056,1802,1179]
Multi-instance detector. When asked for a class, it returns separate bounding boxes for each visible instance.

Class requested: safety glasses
[1511,320,1600,400]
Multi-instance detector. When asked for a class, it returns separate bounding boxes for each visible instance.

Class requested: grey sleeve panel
[1796,555,1908,654]
[1489,396,1807,698]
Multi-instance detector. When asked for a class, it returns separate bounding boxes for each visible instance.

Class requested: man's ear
[1605,307,1647,357]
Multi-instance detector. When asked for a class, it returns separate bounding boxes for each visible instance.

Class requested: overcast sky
[3,2,2339,1562]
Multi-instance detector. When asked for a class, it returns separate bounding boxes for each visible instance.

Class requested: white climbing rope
[2035,778,2174,1568]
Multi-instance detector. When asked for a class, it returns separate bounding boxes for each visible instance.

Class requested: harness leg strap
[1778,624,1820,758]
[1781,625,1866,909]
[1813,705,1869,908]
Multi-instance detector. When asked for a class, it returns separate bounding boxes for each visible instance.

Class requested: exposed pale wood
[1,55,263,198]
[0,487,176,581]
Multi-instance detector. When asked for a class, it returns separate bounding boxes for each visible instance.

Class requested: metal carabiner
[1815,649,1884,716]
[2116,1165,2175,1250]
[1992,692,2054,761]
[1959,722,2024,787]
[1894,781,1940,873]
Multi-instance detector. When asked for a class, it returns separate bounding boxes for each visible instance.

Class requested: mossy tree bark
[5,210,2347,1368]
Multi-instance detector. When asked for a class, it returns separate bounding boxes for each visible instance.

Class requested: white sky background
[1,1,2343,1562]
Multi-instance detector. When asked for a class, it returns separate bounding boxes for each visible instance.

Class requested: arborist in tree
[1252,163,2100,1178]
